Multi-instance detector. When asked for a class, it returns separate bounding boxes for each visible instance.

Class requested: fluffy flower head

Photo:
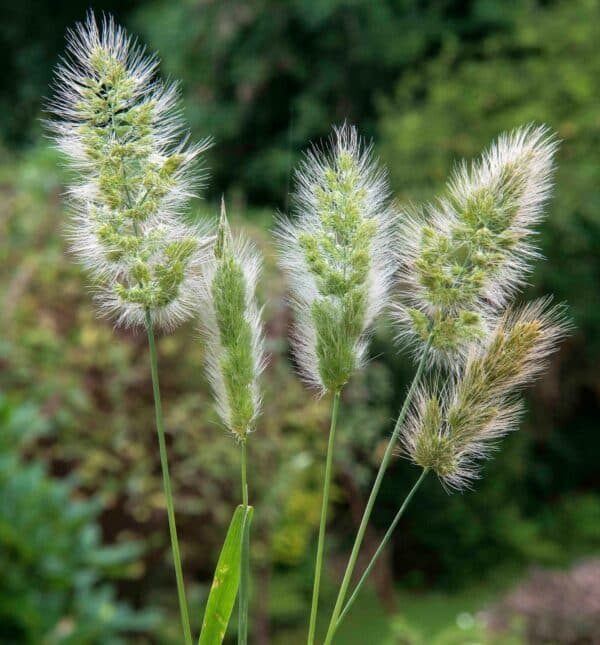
[395,125,558,365]
[401,299,569,489]
[47,12,212,328]
[277,124,397,392]
[198,201,266,439]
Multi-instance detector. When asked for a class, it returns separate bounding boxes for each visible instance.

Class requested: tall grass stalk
[323,340,431,645]
[276,124,397,645]
[335,468,429,632]
[239,440,250,645]
[198,200,266,644]
[307,389,341,645]
[48,13,213,640]
[145,311,193,645]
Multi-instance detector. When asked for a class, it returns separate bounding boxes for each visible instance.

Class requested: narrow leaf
[199,504,254,645]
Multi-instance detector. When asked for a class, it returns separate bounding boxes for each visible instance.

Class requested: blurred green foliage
[0,395,158,643]
[132,0,527,204]
[386,614,523,645]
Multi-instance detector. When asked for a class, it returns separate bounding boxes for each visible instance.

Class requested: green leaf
[198,504,254,645]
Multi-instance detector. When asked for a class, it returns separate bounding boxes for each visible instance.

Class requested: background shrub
[0,395,158,643]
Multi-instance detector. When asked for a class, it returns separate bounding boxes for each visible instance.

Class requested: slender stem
[323,339,432,645]
[145,310,193,645]
[239,439,250,645]
[241,439,249,507]
[335,468,429,630]
[307,389,342,645]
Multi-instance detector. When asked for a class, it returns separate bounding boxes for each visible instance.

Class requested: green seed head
[395,125,557,365]
[48,12,212,328]
[401,299,569,489]
[278,124,397,392]
[199,203,265,439]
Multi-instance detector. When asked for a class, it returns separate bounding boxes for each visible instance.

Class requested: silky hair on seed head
[277,123,398,393]
[47,11,213,329]
[198,200,266,439]
[400,298,570,489]
[394,125,558,366]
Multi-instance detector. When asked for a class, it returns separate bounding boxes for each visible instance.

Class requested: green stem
[145,310,193,645]
[335,468,429,630]
[323,340,431,645]
[241,439,249,508]
[307,389,342,645]
[239,439,250,645]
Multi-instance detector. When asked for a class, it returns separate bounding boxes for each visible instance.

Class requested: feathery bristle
[277,124,398,392]
[198,204,266,439]
[394,125,558,365]
[47,12,213,328]
[400,298,570,489]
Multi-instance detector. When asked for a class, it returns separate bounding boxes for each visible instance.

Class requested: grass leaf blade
[199,504,253,645]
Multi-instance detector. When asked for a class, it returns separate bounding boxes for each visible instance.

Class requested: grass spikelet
[198,200,266,439]
[47,11,212,329]
[401,298,570,489]
[277,123,397,392]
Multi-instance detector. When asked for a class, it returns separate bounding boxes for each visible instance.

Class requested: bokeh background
[1,1,599,643]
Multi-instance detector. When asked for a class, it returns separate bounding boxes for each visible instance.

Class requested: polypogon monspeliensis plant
[197,199,266,644]
[48,15,570,642]
[277,123,398,644]
[48,13,251,645]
